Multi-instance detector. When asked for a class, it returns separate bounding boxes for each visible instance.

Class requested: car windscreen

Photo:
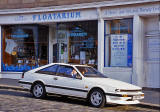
[76,66,107,78]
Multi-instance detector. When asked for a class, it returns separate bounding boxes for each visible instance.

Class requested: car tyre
[89,89,106,108]
[32,83,46,98]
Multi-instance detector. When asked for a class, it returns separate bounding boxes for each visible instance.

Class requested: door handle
[53,77,58,80]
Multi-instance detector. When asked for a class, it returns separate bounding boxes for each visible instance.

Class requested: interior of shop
[2,25,49,72]
[1,20,98,72]
[52,20,98,68]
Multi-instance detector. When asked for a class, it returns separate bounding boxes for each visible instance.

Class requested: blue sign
[2,63,38,72]
[70,27,87,37]
[127,34,133,66]
[11,28,29,38]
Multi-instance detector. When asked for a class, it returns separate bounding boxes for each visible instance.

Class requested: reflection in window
[56,66,73,77]
[53,21,98,68]
[105,19,133,67]
[2,25,48,72]
[38,65,58,73]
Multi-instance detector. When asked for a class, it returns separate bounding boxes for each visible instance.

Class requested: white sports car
[19,63,144,107]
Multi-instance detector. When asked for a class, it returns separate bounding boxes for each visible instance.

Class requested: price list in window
[110,34,128,67]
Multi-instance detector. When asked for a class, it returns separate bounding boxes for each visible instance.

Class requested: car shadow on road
[0,89,32,98]
[43,93,121,108]
[0,89,121,108]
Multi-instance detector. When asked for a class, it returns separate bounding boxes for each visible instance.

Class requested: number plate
[132,95,143,100]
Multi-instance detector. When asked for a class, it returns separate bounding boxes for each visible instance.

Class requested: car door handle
[53,77,58,80]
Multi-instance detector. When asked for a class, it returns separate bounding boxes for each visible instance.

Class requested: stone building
[0,0,160,88]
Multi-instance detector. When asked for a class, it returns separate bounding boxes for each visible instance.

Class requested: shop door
[144,31,160,88]
[57,30,69,63]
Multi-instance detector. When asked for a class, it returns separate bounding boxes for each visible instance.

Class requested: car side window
[56,66,76,78]
[36,64,59,75]
[56,66,72,77]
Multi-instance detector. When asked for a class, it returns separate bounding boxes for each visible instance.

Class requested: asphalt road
[0,89,159,112]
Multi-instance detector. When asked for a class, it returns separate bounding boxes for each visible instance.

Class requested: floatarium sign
[32,11,81,21]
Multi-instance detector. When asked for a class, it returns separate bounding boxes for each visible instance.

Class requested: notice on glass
[147,37,160,61]
[110,34,128,66]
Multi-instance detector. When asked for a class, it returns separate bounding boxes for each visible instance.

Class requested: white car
[19,63,144,107]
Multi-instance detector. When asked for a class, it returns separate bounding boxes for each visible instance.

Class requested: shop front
[0,0,159,88]
[1,21,98,72]
[0,9,98,79]
[101,2,160,88]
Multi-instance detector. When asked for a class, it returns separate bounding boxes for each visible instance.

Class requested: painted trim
[0,0,159,15]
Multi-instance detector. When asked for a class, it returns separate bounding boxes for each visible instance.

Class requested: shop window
[104,19,133,67]
[53,21,98,68]
[2,25,48,72]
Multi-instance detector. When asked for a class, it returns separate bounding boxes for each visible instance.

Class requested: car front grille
[119,89,142,92]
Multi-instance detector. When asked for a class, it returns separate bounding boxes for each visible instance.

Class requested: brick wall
[0,0,113,9]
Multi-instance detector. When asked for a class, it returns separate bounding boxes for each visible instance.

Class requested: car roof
[28,63,91,73]
[51,63,90,67]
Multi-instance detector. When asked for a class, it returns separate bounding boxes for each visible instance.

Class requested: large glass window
[104,19,133,67]
[53,21,98,68]
[2,25,48,72]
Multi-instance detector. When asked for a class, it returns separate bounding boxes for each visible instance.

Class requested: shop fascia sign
[102,4,160,17]
[0,11,84,24]
[0,9,98,24]
[15,11,81,22]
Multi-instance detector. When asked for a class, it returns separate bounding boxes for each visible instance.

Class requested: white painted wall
[49,26,54,63]
[1,72,22,79]
[132,15,145,87]
[97,8,104,73]
[143,16,160,88]
[103,68,132,83]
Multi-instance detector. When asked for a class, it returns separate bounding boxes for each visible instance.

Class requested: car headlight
[115,89,120,92]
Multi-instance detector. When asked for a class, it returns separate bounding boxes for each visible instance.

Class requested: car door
[35,64,59,93]
[52,65,88,98]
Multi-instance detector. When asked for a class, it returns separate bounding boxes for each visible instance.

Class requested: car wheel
[32,83,46,98]
[89,89,106,108]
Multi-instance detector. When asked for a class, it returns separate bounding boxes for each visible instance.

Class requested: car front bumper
[105,93,144,104]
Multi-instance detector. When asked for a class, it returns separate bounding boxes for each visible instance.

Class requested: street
[0,89,159,112]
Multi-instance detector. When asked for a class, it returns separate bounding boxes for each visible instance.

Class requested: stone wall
[0,0,113,9]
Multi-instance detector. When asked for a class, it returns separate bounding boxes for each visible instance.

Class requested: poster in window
[110,34,128,66]
[127,34,133,66]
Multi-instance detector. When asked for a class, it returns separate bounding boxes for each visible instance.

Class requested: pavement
[0,78,160,109]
